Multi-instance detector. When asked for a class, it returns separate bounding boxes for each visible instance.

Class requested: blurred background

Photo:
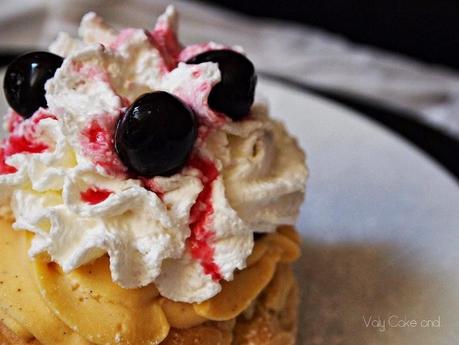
[0,0,459,140]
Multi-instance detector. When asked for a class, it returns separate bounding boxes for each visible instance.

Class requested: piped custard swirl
[0,218,300,344]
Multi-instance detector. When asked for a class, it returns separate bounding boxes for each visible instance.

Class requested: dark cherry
[115,91,197,177]
[3,51,63,118]
[186,49,257,121]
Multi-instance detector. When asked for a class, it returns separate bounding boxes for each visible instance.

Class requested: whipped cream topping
[0,6,308,303]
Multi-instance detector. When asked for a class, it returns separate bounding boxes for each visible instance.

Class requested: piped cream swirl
[0,6,307,303]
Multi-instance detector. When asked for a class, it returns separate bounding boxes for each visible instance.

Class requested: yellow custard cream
[0,216,301,344]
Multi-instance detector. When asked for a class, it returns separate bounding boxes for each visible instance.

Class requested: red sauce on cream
[142,178,165,200]
[80,187,112,204]
[81,118,127,177]
[6,111,23,133]
[187,154,222,281]
[0,147,17,174]
[151,17,181,71]
[0,111,56,175]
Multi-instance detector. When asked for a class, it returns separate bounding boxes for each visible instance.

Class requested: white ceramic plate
[258,79,459,345]
[1,74,459,344]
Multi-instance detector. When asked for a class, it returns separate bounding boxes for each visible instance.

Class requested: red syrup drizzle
[187,154,222,281]
[6,111,22,133]
[0,111,56,175]
[109,28,136,50]
[150,17,182,71]
[142,178,165,200]
[81,119,127,177]
[80,187,113,205]
[0,147,16,174]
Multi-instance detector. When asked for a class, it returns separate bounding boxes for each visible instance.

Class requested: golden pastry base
[1,281,298,345]
[0,208,300,345]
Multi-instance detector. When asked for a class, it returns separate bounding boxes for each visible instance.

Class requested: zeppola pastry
[0,6,308,345]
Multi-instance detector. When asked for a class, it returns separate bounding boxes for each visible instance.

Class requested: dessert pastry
[0,6,307,345]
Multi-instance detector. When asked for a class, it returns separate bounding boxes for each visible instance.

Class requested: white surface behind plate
[1,73,459,344]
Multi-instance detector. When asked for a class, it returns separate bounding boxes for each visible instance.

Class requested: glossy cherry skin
[186,49,257,120]
[115,91,197,177]
[3,51,63,118]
